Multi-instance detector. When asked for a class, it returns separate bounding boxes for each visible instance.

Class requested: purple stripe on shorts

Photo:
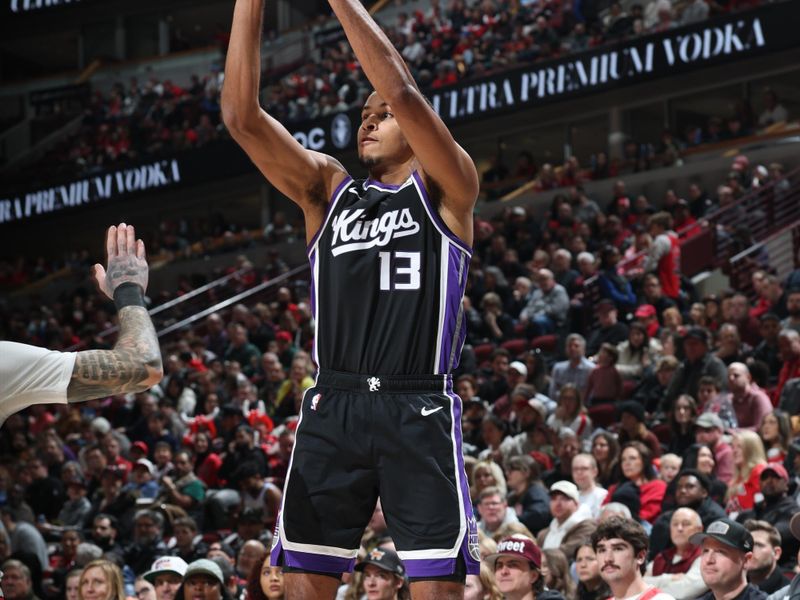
[271,537,356,574]
[449,387,481,576]
[403,558,457,579]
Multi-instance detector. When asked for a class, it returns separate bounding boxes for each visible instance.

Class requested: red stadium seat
[622,380,638,399]
[530,335,557,353]
[653,423,671,445]
[588,404,617,429]
[501,338,529,357]
[473,343,496,364]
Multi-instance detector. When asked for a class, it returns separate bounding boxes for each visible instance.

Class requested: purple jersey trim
[364,178,405,191]
[270,538,356,574]
[306,175,353,254]
[411,170,473,255]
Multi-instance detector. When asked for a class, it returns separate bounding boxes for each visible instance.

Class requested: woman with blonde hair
[465,561,504,600]
[470,459,507,504]
[78,559,125,600]
[546,384,593,447]
[725,430,767,513]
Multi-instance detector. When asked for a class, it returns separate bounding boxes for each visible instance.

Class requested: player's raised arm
[221,0,347,236]
[67,224,163,401]
[328,0,479,240]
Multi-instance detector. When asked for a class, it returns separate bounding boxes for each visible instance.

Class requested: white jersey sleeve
[0,341,76,425]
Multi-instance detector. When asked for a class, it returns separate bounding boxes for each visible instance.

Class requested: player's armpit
[66,306,162,402]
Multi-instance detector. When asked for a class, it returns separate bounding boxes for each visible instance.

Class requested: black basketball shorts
[269,369,481,579]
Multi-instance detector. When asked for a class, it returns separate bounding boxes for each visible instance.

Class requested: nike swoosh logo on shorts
[421,406,443,416]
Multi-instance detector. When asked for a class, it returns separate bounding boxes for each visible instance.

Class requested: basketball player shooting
[222,1,480,598]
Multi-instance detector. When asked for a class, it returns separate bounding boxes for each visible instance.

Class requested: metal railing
[728,219,800,299]
[65,262,311,350]
[580,165,800,320]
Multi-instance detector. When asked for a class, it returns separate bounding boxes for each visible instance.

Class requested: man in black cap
[737,464,800,571]
[354,547,408,600]
[649,470,727,559]
[665,327,727,408]
[692,518,766,600]
[586,300,629,357]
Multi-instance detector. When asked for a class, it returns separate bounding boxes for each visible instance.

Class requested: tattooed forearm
[67,306,163,402]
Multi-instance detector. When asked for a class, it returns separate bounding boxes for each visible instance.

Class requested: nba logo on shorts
[311,394,321,411]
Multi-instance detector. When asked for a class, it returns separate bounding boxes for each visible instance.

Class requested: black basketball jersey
[308,170,472,375]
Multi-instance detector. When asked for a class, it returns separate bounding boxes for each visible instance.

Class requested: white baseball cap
[509,361,528,378]
[143,556,188,583]
[550,480,580,503]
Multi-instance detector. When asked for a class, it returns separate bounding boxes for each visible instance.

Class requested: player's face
[361,565,401,600]
[358,93,412,169]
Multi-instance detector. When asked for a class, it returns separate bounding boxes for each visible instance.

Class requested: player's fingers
[117,222,128,254]
[126,224,136,256]
[93,264,107,291]
[136,239,146,260]
[106,225,117,258]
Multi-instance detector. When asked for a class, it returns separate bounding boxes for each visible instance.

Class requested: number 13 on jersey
[378,251,421,290]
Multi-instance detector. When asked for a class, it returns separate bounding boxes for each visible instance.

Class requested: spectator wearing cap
[58,473,92,527]
[478,486,520,536]
[505,455,552,536]
[520,268,570,338]
[584,344,623,406]
[635,303,661,339]
[603,442,666,524]
[650,470,727,559]
[598,246,637,311]
[487,534,546,600]
[617,402,661,458]
[124,459,160,499]
[175,559,234,600]
[694,413,735,485]
[124,509,169,575]
[354,547,409,600]
[549,334,595,400]
[664,327,728,409]
[693,519,766,600]
[538,481,595,556]
[586,300,630,358]
[592,516,674,600]
[737,463,800,570]
[144,556,188,600]
[744,520,790,594]
[749,313,782,384]
[546,385,593,447]
[645,508,707,600]
[722,363,773,432]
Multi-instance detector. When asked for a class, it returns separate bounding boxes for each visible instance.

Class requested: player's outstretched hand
[93,223,149,300]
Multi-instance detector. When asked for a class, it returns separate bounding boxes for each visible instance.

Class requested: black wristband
[113,282,146,309]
